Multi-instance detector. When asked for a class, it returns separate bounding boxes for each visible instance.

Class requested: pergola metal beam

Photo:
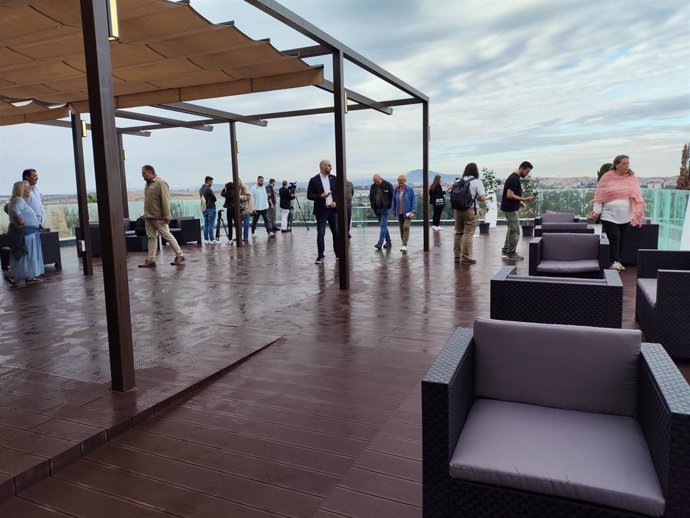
[246,97,420,120]
[245,0,428,102]
[79,0,135,392]
[156,102,268,127]
[115,109,221,130]
[35,119,151,137]
[282,44,330,58]
[333,49,349,290]
[316,80,392,115]
[119,123,213,133]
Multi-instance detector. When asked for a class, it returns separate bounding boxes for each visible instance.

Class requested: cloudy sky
[0,0,688,194]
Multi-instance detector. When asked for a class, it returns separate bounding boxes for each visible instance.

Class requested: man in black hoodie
[369,174,394,249]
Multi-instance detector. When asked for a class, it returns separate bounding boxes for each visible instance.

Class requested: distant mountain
[405,169,458,185]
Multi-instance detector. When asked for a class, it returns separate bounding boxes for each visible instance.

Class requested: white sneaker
[209,240,219,245]
[400,245,407,252]
[204,240,210,245]
[611,261,623,271]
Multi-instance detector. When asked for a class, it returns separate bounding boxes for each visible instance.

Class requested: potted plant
[520,174,538,237]
[478,168,500,234]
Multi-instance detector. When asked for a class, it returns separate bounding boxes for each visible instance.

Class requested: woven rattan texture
[450,480,647,517]
[621,225,659,266]
[637,250,690,279]
[636,251,690,359]
[640,344,690,517]
[490,274,622,328]
[422,328,474,518]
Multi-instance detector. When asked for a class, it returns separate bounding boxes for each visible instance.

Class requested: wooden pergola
[0,0,429,391]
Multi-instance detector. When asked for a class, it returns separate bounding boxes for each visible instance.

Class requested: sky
[0,0,688,194]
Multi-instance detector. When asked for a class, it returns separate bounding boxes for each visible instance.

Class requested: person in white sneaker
[199,176,217,244]
[391,175,416,253]
[590,155,645,271]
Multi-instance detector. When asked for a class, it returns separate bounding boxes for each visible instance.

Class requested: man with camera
[279,180,295,232]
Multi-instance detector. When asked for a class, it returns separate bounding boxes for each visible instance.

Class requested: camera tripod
[215,209,232,243]
[288,195,310,231]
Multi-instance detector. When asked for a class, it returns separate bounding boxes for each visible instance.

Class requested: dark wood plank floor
[1,224,688,517]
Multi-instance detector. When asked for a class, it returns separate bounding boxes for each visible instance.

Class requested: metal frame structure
[8,0,427,392]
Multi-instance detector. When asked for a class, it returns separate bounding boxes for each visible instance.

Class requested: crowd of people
[2,155,644,284]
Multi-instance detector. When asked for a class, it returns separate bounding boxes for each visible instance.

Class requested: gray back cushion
[541,212,575,223]
[473,318,640,416]
[541,222,588,230]
[542,233,599,261]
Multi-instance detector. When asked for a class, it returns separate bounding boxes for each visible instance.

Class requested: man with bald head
[307,159,339,264]
[369,173,394,249]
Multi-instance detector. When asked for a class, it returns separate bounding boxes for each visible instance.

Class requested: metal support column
[117,132,129,218]
[80,0,135,392]
[333,49,349,289]
[423,101,430,252]
[229,122,242,247]
[70,113,93,275]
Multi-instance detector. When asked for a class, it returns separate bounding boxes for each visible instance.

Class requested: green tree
[676,143,690,190]
[479,168,500,221]
[521,174,539,218]
[597,163,612,182]
[86,193,97,203]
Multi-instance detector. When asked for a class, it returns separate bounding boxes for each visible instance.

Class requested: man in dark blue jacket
[307,159,338,264]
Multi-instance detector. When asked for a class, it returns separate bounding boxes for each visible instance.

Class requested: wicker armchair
[529,233,610,278]
[635,250,690,359]
[534,212,578,226]
[161,217,202,245]
[534,222,594,237]
[422,318,690,518]
[491,266,622,327]
[621,219,659,266]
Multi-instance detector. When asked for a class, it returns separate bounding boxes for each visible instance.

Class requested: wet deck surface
[0,225,688,517]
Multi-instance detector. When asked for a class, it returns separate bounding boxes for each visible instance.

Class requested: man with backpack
[451,163,486,264]
[500,161,534,260]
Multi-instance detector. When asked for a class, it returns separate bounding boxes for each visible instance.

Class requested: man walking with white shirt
[250,176,274,238]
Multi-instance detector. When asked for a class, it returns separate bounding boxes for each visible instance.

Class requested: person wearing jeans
[391,174,417,253]
[500,161,534,260]
[369,174,394,249]
[199,176,217,244]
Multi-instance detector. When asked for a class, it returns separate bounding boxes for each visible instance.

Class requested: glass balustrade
[1,188,689,250]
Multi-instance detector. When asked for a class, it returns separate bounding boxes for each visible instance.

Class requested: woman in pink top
[590,155,645,271]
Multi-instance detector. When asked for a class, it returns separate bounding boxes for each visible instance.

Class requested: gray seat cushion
[509,274,607,285]
[541,212,576,223]
[450,399,665,517]
[473,317,641,416]
[542,233,600,261]
[637,278,657,308]
[541,222,589,230]
[537,259,601,273]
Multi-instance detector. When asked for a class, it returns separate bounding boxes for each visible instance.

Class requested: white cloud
[1,0,688,194]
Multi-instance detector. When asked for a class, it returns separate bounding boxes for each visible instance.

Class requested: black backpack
[450,178,476,210]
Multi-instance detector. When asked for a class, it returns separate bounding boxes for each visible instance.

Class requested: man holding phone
[307,159,339,264]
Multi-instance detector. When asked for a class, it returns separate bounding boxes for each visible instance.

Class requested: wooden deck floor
[0,225,688,517]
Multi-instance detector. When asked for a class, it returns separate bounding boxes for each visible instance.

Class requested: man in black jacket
[369,174,394,249]
[306,159,338,264]
[278,180,294,232]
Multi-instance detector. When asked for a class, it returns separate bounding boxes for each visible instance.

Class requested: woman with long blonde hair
[5,180,44,285]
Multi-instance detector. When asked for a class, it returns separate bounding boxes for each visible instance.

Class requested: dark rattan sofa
[161,216,202,246]
[529,233,610,278]
[635,250,690,359]
[621,219,659,266]
[490,266,622,327]
[534,222,595,237]
[422,318,690,518]
[534,212,578,226]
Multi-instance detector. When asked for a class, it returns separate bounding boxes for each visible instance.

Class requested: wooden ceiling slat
[0,0,323,126]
